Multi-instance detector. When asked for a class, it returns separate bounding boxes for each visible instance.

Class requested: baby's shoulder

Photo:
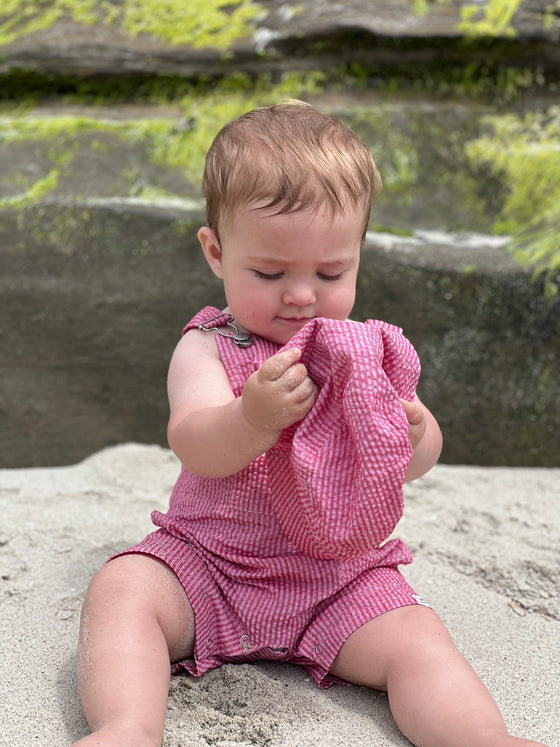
[176,325,221,361]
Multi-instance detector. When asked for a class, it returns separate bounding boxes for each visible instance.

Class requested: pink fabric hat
[267,318,421,561]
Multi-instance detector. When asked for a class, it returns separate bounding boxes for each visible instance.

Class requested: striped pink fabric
[269,318,420,560]
[112,307,423,687]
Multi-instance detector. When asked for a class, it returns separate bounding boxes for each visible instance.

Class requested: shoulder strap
[182,306,226,336]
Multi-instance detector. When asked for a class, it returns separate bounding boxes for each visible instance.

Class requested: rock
[1,200,215,468]
[1,199,558,468]
[357,232,560,467]
[0,0,559,82]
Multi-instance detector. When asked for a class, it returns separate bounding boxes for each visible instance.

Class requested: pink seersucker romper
[113,307,426,687]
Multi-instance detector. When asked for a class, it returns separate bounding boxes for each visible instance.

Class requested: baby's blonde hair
[202,101,382,242]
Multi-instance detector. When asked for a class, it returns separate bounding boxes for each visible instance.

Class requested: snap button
[239,634,252,653]
[315,643,324,655]
[205,638,213,650]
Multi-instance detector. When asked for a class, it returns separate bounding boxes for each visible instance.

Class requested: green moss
[131,184,180,201]
[21,204,93,253]
[371,224,415,237]
[0,168,60,208]
[330,58,551,105]
[0,58,555,108]
[410,0,525,38]
[0,113,111,141]
[121,0,261,49]
[462,263,478,275]
[0,0,263,50]
[465,106,560,286]
[0,71,328,203]
[540,1,560,32]
[117,71,326,182]
[458,0,522,38]
[1,60,558,289]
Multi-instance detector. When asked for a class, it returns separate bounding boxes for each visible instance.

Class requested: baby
[74,101,548,747]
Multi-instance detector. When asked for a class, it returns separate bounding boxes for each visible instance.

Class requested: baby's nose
[283,280,316,306]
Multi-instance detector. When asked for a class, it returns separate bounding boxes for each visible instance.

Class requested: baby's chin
[251,326,294,346]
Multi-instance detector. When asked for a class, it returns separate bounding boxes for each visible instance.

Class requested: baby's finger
[260,347,302,381]
[278,362,311,391]
[295,376,318,404]
[400,396,423,426]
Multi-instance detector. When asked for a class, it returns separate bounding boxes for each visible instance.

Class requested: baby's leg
[73,554,195,747]
[329,605,548,747]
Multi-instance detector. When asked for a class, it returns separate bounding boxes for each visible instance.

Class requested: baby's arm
[400,396,443,482]
[167,329,316,477]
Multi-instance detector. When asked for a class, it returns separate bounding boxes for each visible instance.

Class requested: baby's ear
[198,226,223,278]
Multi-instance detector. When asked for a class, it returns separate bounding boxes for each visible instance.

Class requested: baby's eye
[318,272,344,282]
[254,270,284,280]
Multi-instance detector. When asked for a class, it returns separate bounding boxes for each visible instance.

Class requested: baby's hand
[400,396,427,450]
[242,348,317,433]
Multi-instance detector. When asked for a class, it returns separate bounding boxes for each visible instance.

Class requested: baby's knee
[85,554,176,607]
[83,555,145,605]
[81,554,195,658]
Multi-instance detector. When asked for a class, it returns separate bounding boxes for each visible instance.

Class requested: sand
[1,443,558,746]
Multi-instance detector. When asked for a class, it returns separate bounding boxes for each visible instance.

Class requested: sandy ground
[1,443,558,746]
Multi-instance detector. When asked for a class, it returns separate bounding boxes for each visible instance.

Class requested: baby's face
[209,202,364,345]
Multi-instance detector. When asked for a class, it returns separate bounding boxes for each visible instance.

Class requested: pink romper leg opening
[295,564,427,688]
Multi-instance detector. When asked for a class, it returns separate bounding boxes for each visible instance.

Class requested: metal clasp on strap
[198,312,253,348]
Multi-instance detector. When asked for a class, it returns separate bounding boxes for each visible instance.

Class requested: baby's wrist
[240,398,283,440]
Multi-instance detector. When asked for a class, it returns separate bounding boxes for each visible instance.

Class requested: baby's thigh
[84,553,196,661]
